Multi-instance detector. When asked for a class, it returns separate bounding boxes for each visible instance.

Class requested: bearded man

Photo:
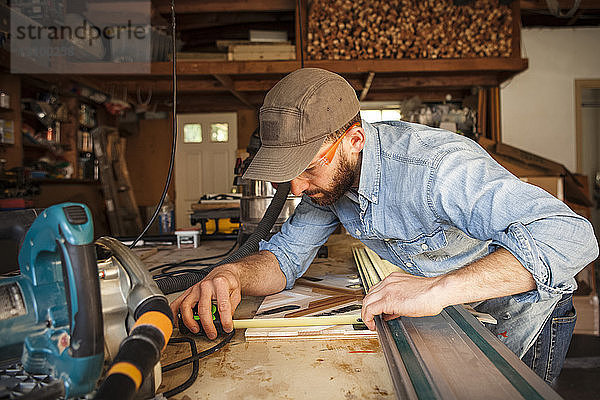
[171,68,598,385]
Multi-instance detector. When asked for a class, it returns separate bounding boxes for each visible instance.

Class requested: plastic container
[158,195,175,234]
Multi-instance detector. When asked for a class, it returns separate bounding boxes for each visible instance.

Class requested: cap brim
[242,139,325,183]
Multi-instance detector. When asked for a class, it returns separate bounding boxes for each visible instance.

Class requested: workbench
[144,234,395,400]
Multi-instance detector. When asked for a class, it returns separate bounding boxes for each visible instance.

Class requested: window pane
[360,110,381,123]
[381,109,402,121]
[183,124,202,143]
[211,123,229,142]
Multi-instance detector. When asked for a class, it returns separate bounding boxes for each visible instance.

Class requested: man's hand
[361,272,445,331]
[170,265,242,340]
[360,248,537,331]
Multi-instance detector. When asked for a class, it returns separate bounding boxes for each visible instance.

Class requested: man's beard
[305,152,359,206]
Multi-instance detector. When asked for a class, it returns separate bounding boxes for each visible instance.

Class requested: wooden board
[227,43,296,61]
[245,274,377,341]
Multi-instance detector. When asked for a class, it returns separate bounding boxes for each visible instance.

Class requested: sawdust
[347,339,381,353]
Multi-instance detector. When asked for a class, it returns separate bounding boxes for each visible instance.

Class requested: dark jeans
[521,293,577,386]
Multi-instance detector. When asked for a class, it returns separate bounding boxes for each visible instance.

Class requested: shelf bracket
[213,74,255,108]
[359,72,375,102]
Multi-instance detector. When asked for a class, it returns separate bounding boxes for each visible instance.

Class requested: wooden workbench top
[141,234,394,399]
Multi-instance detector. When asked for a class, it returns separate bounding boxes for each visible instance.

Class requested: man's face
[303,151,358,206]
[289,143,360,206]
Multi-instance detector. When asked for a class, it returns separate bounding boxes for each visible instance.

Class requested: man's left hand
[361,272,446,330]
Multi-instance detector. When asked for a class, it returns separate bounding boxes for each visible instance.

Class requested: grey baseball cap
[242,68,360,183]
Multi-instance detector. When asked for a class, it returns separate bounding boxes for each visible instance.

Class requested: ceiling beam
[213,74,255,108]
[147,58,527,76]
[359,72,375,101]
[370,74,499,90]
[90,74,497,101]
[155,0,295,15]
[364,89,470,103]
[96,79,223,93]
[151,92,266,111]
[520,0,600,10]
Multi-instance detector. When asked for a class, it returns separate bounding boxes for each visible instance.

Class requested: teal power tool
[0,203,104,398]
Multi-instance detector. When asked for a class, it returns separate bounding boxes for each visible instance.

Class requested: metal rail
[352,247,563,400]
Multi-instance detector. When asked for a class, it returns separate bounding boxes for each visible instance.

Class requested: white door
[175,113,238,229]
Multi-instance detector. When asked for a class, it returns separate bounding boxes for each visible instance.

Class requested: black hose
[155,182,291,294]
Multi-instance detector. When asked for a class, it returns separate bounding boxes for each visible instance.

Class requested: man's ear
[346,126,366,153]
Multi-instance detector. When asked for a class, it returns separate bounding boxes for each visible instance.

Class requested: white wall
[501,27,600,172]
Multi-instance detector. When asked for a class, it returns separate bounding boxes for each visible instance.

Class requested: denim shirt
[260,120,599,357]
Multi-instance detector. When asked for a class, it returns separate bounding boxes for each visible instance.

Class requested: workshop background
[0,0,599,399]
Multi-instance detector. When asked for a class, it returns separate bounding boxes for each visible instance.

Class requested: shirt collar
[357,120,381,205]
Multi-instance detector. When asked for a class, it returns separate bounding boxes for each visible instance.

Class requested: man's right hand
[169,265,242,340]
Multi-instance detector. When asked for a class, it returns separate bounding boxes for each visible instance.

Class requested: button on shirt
[260,120,598,357]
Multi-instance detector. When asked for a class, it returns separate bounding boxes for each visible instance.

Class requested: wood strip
[352,247,373,290]
[352,248,371,294]
[284,296,358,318]
[295,278,363,294]
[364,247,387,281]
[308,295,355,308]
[511,1,522,58]
[234,314,363,329]
[360,249,382,288]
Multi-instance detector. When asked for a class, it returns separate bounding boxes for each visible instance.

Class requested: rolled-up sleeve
[259,195,340,289]
[429,145,599,303]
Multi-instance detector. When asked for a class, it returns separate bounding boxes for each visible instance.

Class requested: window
[381,109,401,121]
[360,109,402,123]
[183,124,202,143]
[211,123,229,142]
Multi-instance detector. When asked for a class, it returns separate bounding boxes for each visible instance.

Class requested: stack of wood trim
[307,0,513,60]
[226,42,296,61]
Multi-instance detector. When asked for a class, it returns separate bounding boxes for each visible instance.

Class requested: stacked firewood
[307,0,513,60]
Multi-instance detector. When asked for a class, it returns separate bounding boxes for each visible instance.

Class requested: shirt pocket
[420,226,482,262]
[394,227,448,256]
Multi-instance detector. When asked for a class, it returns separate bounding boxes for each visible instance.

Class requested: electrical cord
[297,0,304,68]
[129,0,178,249]
[148,241,239,281]
[163,331,235,373]
[161,337,198,398]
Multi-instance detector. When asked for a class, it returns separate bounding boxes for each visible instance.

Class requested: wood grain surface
[142,233,394,399]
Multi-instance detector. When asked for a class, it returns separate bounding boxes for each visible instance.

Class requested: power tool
[0,203,173,399]
[0,203,104,398]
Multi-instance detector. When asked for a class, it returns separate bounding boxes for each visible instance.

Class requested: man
[171,68,598,384]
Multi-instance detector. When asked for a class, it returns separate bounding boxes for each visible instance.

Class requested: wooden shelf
[139,57,528,76]
[27,55,525,80]
[32,178,99,185]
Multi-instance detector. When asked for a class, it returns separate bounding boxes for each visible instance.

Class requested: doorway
[576,81,600,235]
[175,112,238,229]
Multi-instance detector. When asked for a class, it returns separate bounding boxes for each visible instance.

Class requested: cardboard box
[573,293,599,336]
[520,176,564,201]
